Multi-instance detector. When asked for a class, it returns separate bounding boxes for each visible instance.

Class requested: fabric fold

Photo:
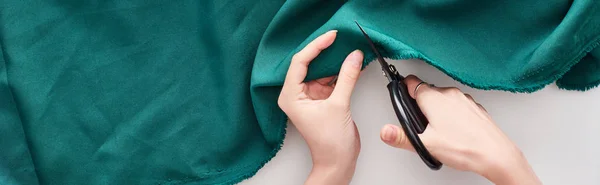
[0,41,40,185]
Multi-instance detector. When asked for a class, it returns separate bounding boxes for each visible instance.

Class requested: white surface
[240,59,600,185]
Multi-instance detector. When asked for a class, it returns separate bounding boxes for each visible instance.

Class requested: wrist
[479,150,541,185]
[305,160,357,185]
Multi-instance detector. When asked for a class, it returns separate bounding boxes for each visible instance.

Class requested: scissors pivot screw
[389,65,397,73]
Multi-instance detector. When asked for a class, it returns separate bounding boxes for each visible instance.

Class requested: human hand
[379,75,541,185]
[278,30,363,185]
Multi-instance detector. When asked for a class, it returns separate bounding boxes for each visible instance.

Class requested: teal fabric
[1,0,598,184]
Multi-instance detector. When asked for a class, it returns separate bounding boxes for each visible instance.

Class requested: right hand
[380,75,541,185]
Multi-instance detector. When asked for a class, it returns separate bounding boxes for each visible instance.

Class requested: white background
[240,59,600,185]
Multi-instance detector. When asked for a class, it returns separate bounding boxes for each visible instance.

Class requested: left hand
[278,30,363,185]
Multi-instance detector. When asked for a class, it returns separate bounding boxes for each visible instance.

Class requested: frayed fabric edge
[363,36,600,93]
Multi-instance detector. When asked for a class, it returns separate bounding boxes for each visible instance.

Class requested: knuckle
[396,132,407,147]
[444,87,462,96]
[341,70,358,82]
[291,53,301,62]
[277,96,287,110]
[477,104,487,111]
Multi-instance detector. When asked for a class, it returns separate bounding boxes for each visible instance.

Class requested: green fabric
[1,0,598,184]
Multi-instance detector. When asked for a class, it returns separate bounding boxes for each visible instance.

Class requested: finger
[404,75,436,99]
[283,30,338,88]
[380,124,415,151]
[330,50,364,103]
[403,75,442,120]
[380,124,436,152]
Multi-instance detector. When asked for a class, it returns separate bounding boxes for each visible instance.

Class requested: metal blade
[355,21,385,62]
[355,21,394,81]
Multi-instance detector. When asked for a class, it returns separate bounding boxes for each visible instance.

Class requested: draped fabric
[1,0,598,184]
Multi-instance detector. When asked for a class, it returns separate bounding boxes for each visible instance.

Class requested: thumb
[330,50,363,103]
[380,124,414,151]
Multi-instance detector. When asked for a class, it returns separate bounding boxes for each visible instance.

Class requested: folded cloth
[1,0,598,184]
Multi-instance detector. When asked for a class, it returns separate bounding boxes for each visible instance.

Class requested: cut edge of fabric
[362,36,600,93]
[162,121,288,185]
[214,122,288,185]
[556,78,600,91]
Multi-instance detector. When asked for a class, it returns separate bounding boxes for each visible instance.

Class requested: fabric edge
[555,38,600,91]
[557,79,600,91]
[163,119,289,185]
[214,121,288,185]
[369,35,600,94]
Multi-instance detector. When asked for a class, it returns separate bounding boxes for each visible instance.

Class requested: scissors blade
[355,21,384,60]
[355,21,394,81]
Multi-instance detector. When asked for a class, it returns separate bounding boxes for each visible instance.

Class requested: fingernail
[348,50,363,68]
[383,125,397,142]
[327,30,338,34]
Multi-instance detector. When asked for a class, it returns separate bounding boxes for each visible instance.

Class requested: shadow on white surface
[240,59,600,185]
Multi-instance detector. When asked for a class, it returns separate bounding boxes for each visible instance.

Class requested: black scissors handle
[387,73,442,170]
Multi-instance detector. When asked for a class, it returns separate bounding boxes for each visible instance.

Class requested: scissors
[355,21,443,170]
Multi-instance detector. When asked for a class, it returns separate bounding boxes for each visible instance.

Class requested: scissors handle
[387,77,442,170]
[408,94,428,133]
